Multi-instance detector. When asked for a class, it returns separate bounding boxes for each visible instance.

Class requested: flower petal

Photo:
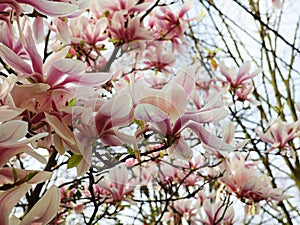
[18,0,79,17]
[188,122,234,151]
[20,186,60,225]
[0,44,32,75]
[0,183,31,225]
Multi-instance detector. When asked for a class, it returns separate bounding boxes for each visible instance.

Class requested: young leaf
[67,154,83,169]
[13,168,18,183]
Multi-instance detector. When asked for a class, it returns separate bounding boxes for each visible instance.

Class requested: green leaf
[126,146,135,155]
[15,171,39,185]
[13,168,18,183]
[67,154,83,169]
[133,119,144,127]
[25,171,39,182]
[68,97,77,107]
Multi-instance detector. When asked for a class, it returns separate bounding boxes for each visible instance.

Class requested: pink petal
[46,59,85,85]
[24,26,43,74]
[96,93,133,133]
[45,113,75,145]
[76,147,92,177]
[272,0,282,9]
[0,168,52,186]
[235,61,253,85]
[61,72,112,86]
[33,17,44,42]
[0,44,32,75]
[0,120,27,143]
[0,183,31,225]
[223,122,235,144]
[0,145,47,167]
[109,163,128,193]
[256,128,274,144]
[219,61,233,83]
[178,0,193,18]
[0,74,16,100]
[0,107,21,122]
[188,122,234,151]
[56,18,71,43]
[171,136,193,160]
[172,67,195,96]
[43,47,70,74]
[20,186,60,225]
[18,0,79,17]
[135,104,172,136]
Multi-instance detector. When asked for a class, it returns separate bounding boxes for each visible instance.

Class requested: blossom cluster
[0,0,295,224]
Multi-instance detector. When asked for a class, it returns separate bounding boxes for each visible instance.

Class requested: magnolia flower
[220,155,290,206]
[199,200,235,225]
[97,163,134,202]
[219,61,261,89]
[133,79,232,160]
[172,199,199,225]
[0,29,111,87]
[95,92,135,146]
[90,0,151,19]
[109,11,153,44]
[272,0,282,9]
[151,0,192,43]
[143,44,176,73]
[135,87,233,160]
[256,118,300,156]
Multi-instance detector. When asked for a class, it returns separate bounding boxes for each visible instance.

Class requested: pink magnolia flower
[143,44,176,73]
[170,199,199,225]
[256,118,300,156]
[272,0,282,9]
[150,0,192,50]
[95,92,135,146]
[97,163,133,202]
[134,86,233,160]
[199,200,235,225]
[90,0,150,19]
[109,11,153,44]
[220,155,290,206]
[219,61,261,89]
[0,28,112,87]
[219,61,261,104]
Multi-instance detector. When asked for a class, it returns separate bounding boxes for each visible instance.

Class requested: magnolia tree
[0,0,299,224]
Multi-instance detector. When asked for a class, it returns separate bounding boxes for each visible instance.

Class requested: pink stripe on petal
[0,44,32,75]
